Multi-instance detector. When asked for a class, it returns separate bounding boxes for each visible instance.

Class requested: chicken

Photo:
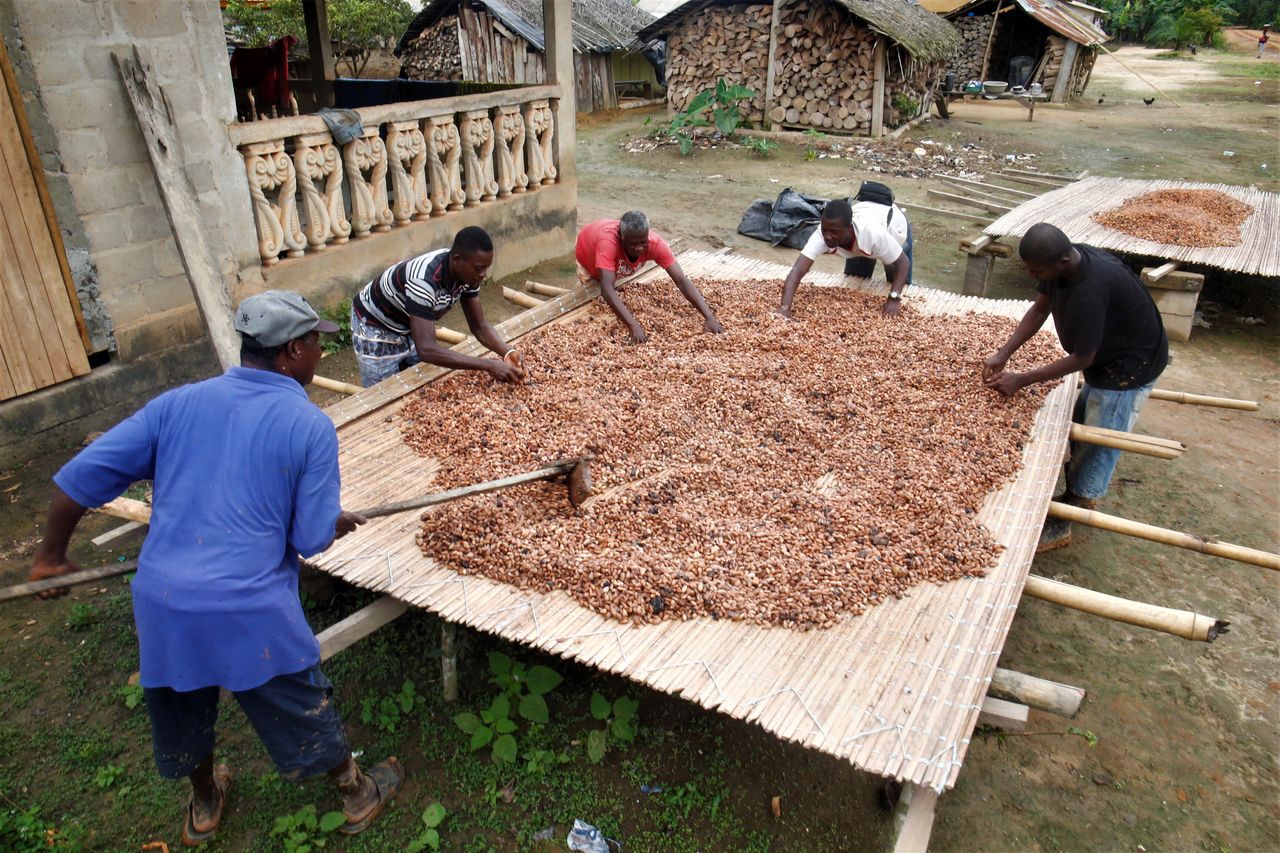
[1143,97,1156,106]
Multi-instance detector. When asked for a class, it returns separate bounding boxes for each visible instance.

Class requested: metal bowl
[982,81,1009,95]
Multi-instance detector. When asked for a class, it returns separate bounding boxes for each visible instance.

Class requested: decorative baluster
[458,109,498,206]
[342,127,393,237]
[242,139,306,264]
[386,120,430,226]
[492,105,527,197]
[523,99,557,187]
[424,115,465,214]
[292,132,350,250]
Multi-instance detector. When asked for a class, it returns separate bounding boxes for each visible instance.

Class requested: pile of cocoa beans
[1092,189,1253,248]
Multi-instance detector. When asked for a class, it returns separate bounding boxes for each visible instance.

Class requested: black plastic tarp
[737,188,844,250]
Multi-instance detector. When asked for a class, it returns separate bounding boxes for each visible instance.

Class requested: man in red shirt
[575,211,724,343]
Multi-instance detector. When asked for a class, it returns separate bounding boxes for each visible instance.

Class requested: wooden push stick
[1144,261,1180,282]
[502,286,543,309]
[0,560,139,602]
[1068,424,1184,458]
[1047,502,1279,570]
[526,280,569,297]
[311,375,363,396]
[316,596,409,662]
[1023,574,1227,642]
[990,668,1085,718]
[1148,389,1259,411]
[436,326,466,345]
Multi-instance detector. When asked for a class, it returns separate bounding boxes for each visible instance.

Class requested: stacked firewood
[949,14,994,82]
[1038,35,1068,92]
[665,4,770,121]
[401,15,463,81]
[767,0,880,130]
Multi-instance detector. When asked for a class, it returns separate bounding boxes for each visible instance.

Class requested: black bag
[854,180,895,224]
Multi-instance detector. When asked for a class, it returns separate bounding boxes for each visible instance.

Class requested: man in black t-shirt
[350,227,525,387]
[982,223,1168,553]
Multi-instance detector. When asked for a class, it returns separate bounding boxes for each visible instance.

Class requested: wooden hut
[944,0,1108,103]
[397,0,659,112]
[638,0,960,136]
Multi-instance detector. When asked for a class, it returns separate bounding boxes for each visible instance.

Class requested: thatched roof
[638,0,960,61]
[397,0,657,56]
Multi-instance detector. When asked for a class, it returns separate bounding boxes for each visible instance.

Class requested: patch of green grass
[1216,59,1280,79]
[58,726,120,771]
[0,668,38,710]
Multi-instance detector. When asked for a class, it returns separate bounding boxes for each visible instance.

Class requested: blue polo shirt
[54,367,341,692]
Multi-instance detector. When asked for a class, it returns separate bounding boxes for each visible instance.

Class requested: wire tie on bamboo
[741,687,829,739]
[551,629,630,666]
[403,576,472,616]
[641,659,727,703]
[478,600,544,638]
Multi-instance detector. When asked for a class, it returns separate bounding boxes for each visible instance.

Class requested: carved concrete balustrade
[343,127,393,237]
[425,115,466,215]
[386,120,430,226]
[492,105,527,197]
[242,139,305,264]
[459,109,498,205]
[523,99,557,186]
[292,132,350,250]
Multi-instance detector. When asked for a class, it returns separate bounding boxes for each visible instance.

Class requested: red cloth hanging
[230,35,297,111]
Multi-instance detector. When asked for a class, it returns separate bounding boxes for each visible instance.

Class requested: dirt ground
[0,45,1277,852]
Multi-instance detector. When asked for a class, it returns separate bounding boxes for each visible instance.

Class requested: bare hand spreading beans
[403,280,1061,629]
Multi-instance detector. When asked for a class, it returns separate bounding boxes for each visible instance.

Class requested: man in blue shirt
[28,291,402,844]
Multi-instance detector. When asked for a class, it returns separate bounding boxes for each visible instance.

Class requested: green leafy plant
[360,680,418,734]
[406,802,448,852]
[93,764,124,788]
[892,92,920,118]
[586,692,639,763]
[117,682,144,710]
[453,653,561,764]
[523,747,571,777]
[0,805,61,852]
[65,602,99,630]
[668,78,756,155]
[270,804,347,852]
[453,693,520,764]
[742,136,778,158]
[802,128,826,161]
[318,300,353,354]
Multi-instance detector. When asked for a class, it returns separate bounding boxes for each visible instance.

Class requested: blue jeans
[351,305,420,388]
[1066,380,1156,499]
[844,220,913,283]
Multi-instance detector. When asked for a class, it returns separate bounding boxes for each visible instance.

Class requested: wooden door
[0,40,91,402]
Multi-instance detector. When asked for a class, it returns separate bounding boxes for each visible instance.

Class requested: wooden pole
[1149,389,1258,411]
[1048,502,1280,570]
[763,0,784,130]
[114,47,239,370]
[0,560,139,602]
[1095,42,1183,107]
[1023,575,1226,642]
[441,622,459,702]
[979,3,1006,82]
[302,0,336,108]
[1068,424,1183,459]
[1070,423,1184,452]
[871,39,886,138]
[990,668,1085,718]
[311,375,363,396]
[503,286,544,309]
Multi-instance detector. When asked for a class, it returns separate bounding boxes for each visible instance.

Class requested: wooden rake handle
[353,460,582,520]
[0,560,139,603]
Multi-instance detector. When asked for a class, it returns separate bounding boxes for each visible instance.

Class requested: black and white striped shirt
[353,249,480,335]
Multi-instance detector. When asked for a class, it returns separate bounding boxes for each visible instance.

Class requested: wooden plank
[1051,40,1079,104]
[763,0,783,127]
[978,695,1029,730]
[962,253,995,297]
[0,204,37,397]
[0,38,90,354]
[1141,269,1202,292]
[91,520,145,547]
[995,170,1072,188]
[897,201,995,225]
[97,496,152,523]
[1143,261,1180,282]
[1002,168,1076,184]
[937,174,1039,200]
[890,783,939,853]
[990,668,1085,718]
[871,39,885,138]
[927,189,1014,215]
[115,47,239,370]
[317,596,410,661]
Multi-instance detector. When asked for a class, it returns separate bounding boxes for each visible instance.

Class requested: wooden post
[978,696,1028,731]
[114,47,239,370]
[302,0,336,108]
[990,668,1085,718]
[962,253,995,297]
[763,0,784,130]
[441,622,459,702]
[542,0,576,181]
[979,3,1004,82]
[316,596,409,661]
[1051,40,1079,104]
[889,783,939,852]
[871,39,886,138]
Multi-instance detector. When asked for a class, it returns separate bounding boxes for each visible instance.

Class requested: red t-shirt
[575,219,677,278]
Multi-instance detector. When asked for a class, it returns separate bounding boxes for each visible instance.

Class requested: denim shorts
[351,304,420,388]
[144,665,350,781]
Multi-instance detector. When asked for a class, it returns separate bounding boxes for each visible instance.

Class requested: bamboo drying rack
[309,250,1077,796]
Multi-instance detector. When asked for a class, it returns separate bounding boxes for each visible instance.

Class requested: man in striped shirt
[351,227,525,387]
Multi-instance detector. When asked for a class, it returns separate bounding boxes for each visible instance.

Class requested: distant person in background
[1258,26,1270,58]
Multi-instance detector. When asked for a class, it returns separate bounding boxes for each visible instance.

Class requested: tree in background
[1096,0,1277,43]
[222,0,415,77]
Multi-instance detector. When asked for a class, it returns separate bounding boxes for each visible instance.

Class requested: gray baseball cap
[234,290,339,347]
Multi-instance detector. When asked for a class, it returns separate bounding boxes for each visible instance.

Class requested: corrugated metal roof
[945,0,1109,46]
[638,0,960,62]
[397,0,656,56]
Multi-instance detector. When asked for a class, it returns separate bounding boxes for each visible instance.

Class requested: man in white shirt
[776,198,913,318]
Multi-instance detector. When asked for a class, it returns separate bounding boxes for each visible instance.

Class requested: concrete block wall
[1,0,262,362]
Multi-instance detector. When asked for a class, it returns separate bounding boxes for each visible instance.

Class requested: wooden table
[940,90,1049,121]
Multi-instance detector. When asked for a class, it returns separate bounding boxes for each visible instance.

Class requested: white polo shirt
[800,202,909,266]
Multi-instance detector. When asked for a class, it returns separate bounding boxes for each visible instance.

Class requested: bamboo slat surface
[313,252,1074,792]
[984,177,1280,277]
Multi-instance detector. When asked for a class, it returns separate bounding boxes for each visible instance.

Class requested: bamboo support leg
[526,280,569,297]
[311,375,363,396]
[1048,502,1280,570]
[441,621,459,702]
[1068,424,1184,459]
[990,668,1086,718]
[502,286,543,309]
[1148,389,1258,411]
[962,253,995,297]
[436,327,466,345]
[1023,575,1227,641]
[889,783,939,852]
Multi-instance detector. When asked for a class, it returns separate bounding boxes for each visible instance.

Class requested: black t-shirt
[1037,245,1169,390]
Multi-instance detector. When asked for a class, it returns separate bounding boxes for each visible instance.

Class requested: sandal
[181,764,232,847]
[339,757,404,836]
